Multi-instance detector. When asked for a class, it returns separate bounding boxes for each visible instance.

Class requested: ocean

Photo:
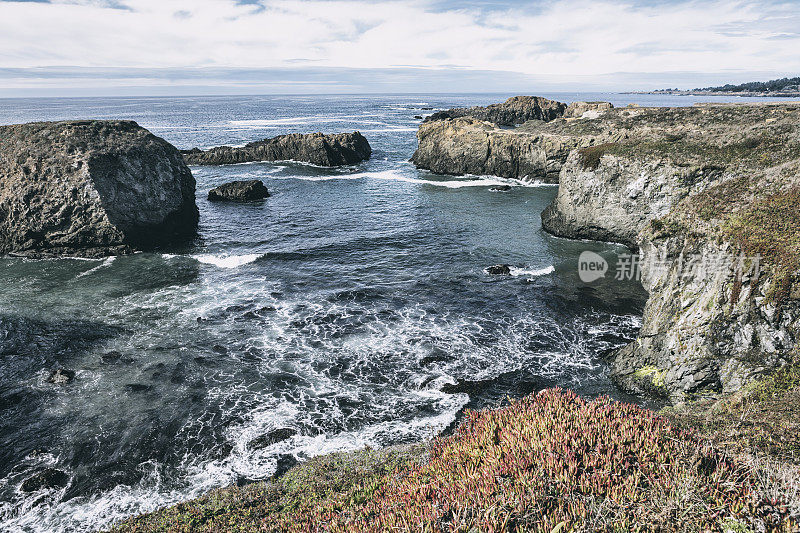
[0,92,783,532]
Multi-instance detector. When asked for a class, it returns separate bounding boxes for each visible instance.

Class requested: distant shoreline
[625,90,800,98]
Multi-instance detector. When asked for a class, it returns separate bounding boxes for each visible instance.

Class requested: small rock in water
[100,351,122,364]
[208,180,270,202]
[248,428,297,450]
[485,264,512,275]
[46,369,75,385]
[414,115,423,119]
[489,185,512,192]
[20,468,69,492]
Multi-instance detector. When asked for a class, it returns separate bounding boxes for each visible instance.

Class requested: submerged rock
[489,185,512,191]
[182,132,371,167]
[0,120,198,257]
[485,264,511,275]
[248,428,297,450]
[208,180,270,202]
[20,468,69,492]
[46,369,75,385]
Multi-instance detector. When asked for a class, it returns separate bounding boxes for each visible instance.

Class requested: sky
[1,0,799,96]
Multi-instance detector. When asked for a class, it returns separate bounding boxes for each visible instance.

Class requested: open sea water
[0,92,783,532]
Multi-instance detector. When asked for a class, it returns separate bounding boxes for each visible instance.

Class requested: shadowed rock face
[208,180,270,202]
[182,132,371,167]
[424,96,567,126]
[0,120,199,257]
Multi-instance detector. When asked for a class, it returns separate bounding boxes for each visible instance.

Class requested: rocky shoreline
[181,131,371,167]
[3,100,798,531]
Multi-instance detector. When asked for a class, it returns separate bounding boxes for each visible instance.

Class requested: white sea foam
[510,265,555,277]
[278,169,552,189]
[75,256,115,278]
[191,254,262,269]
[162,253,262,269]
[228,114,384,128]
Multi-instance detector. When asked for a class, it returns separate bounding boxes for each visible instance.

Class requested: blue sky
[1,0,799,96]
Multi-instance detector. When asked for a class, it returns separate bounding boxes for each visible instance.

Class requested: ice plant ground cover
[114,388,797,532]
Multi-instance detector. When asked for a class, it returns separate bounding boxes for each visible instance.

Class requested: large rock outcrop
[412,99,614,182]
[182,132,371,167]
[0,120,199,257]
[424,96,567,126]
[412,118,583,182]
[538,103,800,401]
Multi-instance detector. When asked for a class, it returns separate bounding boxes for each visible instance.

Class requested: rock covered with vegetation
[112,388,797,532]
[181,132,371,167]
[0,120,198,257]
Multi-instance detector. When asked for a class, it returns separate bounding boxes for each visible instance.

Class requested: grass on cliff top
[112,389,796,533]
[665,357,800,466]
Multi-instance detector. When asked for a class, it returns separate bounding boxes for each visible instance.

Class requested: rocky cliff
[412,99,614,182]
[539,103,800,400]
[0,120,198,257]
[182,131,371,167]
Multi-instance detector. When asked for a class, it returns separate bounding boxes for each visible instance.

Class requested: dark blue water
[0,92,770,532]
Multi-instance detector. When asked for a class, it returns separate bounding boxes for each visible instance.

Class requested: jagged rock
[182,132,371,167]
[20,468,69,492]
[208,180,270,202]
[486,264,511,275]
[0,120,198,257]
[424,96,567,126]
[46,369,75,385]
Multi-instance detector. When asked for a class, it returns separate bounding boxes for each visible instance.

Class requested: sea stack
[182,131,372,167]
[0,120,199,257]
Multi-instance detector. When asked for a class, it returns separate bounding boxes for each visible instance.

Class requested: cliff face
[541,150,700,247]
[182,131,371,167]
[538,103,800,400]
[0,120,198,257]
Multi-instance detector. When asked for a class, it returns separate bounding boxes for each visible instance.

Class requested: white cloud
[0,0,798,79]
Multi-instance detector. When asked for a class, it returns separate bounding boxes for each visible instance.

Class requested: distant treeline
[695,77,800,93]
